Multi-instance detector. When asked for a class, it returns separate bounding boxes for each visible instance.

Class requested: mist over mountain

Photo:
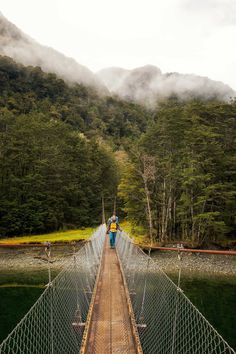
[97,65,236,106]
[0,13,235,106]
[0,13,107,93]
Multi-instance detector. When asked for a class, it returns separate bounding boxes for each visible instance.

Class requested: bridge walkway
[84,235,137,354]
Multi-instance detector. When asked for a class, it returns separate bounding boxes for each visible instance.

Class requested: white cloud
[182,0,236,26]
[1,0,236,90]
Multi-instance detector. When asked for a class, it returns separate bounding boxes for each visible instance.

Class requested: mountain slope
[1,13,235,105]
[0,13,107,93]
[97,65,235,105]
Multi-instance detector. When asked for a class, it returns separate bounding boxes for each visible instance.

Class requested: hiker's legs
[113,232,117,247]
[109,232,112,247]
[109,232,116,247]
[109,231,114,247]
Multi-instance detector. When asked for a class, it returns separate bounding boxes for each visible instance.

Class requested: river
[167,271,236,350]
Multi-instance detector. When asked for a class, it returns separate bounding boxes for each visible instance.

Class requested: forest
[0,55,235,244]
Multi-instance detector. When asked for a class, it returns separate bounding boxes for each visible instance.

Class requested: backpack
[110,222,118,232]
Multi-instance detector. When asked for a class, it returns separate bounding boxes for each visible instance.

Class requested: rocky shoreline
[0,244,79,272]
[0,244,235,277]
[151,250,236,277]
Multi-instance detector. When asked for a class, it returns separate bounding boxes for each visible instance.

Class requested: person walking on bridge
[107,213,121,248]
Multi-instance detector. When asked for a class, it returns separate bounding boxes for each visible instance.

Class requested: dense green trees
[119,101,236,244]
[0,55,235,243]
[0,55,148,236]
[0,112,118,236]
[0,56,149,141]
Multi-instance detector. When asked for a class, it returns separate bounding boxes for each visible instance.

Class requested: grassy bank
[121,221,147,244]
[0,227,96,245]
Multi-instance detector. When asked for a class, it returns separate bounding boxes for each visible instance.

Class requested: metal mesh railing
[116,231,236,354]
[0,225,106,354]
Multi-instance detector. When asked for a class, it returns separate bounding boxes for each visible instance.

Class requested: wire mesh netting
[0,225,106,354]
[116,231,236,354]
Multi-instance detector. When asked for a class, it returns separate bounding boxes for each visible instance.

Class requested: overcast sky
[1,0,236,90]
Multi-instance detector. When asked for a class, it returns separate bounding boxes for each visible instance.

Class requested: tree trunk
[197,200,206,243]
[161,178,166,243]
[173,200,176,239]
[143,176,154,246]
[190,188,195,241]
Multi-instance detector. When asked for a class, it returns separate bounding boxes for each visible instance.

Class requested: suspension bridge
[0,225,235,354]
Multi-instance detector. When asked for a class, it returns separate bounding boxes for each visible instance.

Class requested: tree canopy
[119,101,236,244]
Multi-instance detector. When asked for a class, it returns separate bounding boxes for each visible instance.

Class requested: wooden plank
[83,236,139,354]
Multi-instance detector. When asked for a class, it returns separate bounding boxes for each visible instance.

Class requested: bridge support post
[45,242,54,354]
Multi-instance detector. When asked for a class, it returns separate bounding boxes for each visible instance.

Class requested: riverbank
[0,243,235,277]
[0,243,82,276]
[151,249,236,277]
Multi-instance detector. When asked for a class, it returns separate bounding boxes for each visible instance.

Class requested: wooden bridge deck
[84,235,137,354]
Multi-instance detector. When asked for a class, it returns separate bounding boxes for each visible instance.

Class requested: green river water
[168,272,236,350]
[0,270,235,350]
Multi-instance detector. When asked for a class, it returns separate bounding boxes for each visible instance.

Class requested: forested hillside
[0,55,235,243]
[0,56,149,236]
[119,101,236,244]
[0,56,149,141]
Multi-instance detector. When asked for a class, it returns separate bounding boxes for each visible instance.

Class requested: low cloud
[0,13,107,93]
[1,12,235,107]
[98,65,235,107]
